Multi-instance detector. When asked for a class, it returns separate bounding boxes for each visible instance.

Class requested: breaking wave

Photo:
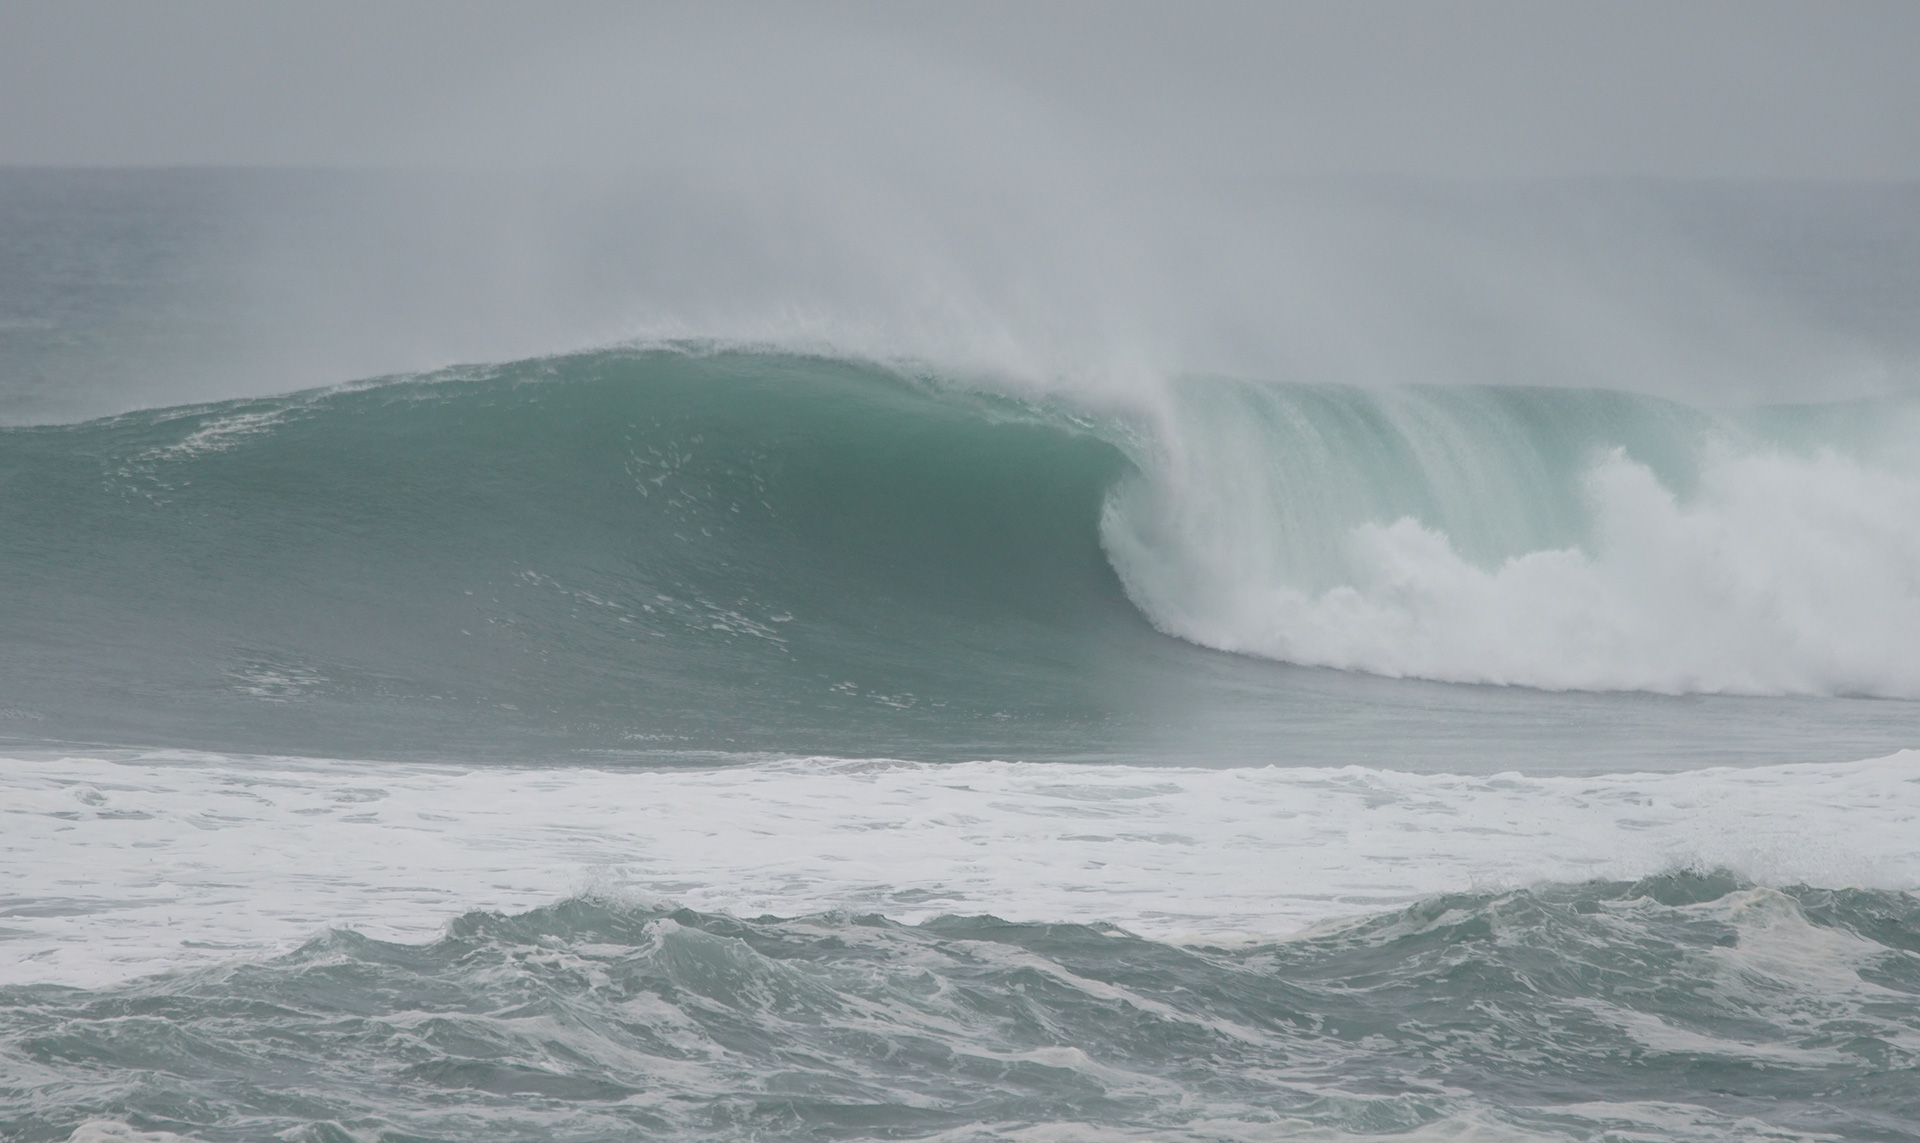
[2,345,1917,762]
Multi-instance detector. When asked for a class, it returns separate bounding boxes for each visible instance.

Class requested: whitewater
[8,750,1920,988]
[9,749,1920,1142]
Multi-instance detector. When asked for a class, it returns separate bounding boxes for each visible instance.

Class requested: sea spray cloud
[7,7,1917,418]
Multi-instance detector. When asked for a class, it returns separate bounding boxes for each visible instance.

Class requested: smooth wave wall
[0,348,1148,759]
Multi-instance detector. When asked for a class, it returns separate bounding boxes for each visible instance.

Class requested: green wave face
[0,350,1157,760]
[2,348,1916,767]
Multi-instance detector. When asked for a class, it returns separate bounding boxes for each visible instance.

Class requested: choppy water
[9,878,1920,1143]
[3,743,1917,1141]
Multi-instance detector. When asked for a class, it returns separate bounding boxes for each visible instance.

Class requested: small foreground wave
[6,877,1917,1141]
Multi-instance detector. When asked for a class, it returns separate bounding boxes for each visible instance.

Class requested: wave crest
[3,348,1916,761]
[1104,380,1920,696]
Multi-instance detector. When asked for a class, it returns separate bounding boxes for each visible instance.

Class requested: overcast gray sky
[2,1,1918,180]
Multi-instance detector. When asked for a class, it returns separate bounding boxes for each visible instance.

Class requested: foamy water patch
[1109,432,1920,696]
[3,750,1915,988]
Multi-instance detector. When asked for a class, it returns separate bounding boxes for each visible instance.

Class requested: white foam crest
[150,407,293,458]
[1106,440,1920,696]
[923,1113,1561,1143]
[62,1125,189,1143]
[2,750,1914,988]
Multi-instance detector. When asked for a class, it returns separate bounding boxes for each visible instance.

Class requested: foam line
[5,750,1915,987]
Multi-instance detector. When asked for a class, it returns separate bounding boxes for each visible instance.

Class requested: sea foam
[5,749,1915,988]
[1105,379,1920,696]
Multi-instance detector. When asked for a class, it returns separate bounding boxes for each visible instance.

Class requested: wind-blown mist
[8,170,1916,422]
[190,10,1920,411]
[11,5,1920,425]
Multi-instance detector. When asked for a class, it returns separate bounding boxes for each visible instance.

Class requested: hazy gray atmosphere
[4,1,1919,177]
[4,2,1919,423]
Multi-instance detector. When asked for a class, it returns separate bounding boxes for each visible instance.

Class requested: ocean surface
[2,170,1918,1142]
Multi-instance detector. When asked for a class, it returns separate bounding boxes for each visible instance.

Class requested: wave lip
[1104,378,1920,697]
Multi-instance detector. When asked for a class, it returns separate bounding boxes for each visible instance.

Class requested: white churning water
[6,749,1916,988]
